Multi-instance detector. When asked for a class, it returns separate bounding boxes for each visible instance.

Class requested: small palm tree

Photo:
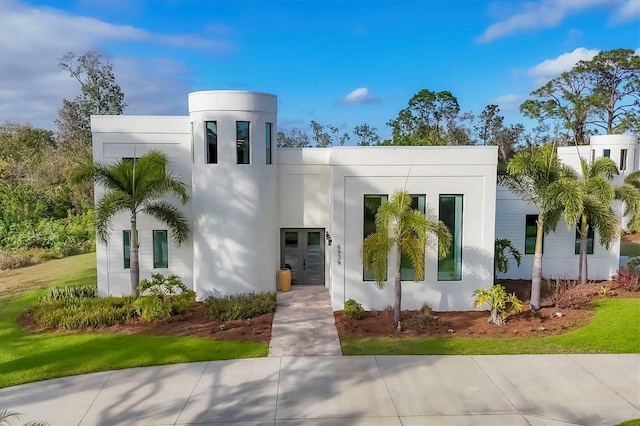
[494,238,522,284]
[501,144,582,311]
[361,190,451,329]
[77,150,190,296]
[618,170,640,233]
[574,157,620,284]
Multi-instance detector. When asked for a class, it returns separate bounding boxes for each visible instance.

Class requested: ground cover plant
[204,292,277,321]
[0,254,270,389]
[338,279,640,355]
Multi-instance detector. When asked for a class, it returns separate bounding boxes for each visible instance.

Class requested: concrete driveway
[1,354,638,425]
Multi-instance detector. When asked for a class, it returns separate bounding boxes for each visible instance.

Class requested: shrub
[0,250,35,270]
[32,296,137,329]
[615,263,640,292]
[39,284,97,303]
[205,292,277,321]
[344,298,365,320]
[472,284,523,326]
[133,274,196,323]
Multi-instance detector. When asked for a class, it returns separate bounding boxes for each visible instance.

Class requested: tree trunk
[489,309,504,326]
[130,214,140,297]
[579,215,589,285]
[530,219,544,312]
[394,245,402,330]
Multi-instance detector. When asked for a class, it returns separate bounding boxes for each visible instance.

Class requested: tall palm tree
[501,144,582,311]
[618,170,640,233]
[77,150,190,296]
[362,190,451,329]
[574,157,620,284]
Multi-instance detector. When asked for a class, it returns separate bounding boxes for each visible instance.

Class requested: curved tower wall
[590,134,638,175]
[189,91,278,298]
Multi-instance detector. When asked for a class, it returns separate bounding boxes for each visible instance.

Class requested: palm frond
[141,201,190,245]
[362,233,391,289]
[95,191,129,243]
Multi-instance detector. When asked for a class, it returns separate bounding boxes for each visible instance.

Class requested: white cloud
[491,94,520,112]
[610,0,640,23]
[477,0,621,42]
[636,47,640,56]
[0,0,230,128]
[527,47,600,82]
[340,87,380,105]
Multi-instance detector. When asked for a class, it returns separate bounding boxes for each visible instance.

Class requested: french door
[280,228,325,285]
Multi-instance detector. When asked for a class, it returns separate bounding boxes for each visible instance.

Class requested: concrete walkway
[1,355,638,425]
[269,285,342,357]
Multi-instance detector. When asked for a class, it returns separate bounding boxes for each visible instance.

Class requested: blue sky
[0,0,638,141]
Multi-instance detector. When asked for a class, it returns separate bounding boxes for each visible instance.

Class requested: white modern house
[91,90,637,311]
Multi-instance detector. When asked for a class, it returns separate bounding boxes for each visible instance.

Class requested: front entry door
[281,229,325,285]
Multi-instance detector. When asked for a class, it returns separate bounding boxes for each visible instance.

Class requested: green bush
[344,298,365,320]
[205,292,277,321]
[133,273,195,323]
[32,296,137,329]
[39,283,97,303]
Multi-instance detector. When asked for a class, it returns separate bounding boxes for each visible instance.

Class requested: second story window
[266,123,273,164]
[206,121,217,164]
[237,121,250,164]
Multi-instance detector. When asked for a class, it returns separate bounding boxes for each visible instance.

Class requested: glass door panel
[283,231,300,284]
[304,231,323,285]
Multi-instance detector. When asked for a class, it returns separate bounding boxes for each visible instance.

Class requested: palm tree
[501,144,582,311]
[574,157,620,284]
[618,170,640,233]
[77,150,190,296]
[361,190,451,329]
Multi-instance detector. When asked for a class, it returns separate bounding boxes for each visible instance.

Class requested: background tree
[56,50,127,147]
[386,89,460,145]
[277,128,311,147]
[353,123,381,146]
[520,70,594,146]
[500,144,581,311]
[77,151,190,295]
[574,48,640,133]
[362,190,451,329]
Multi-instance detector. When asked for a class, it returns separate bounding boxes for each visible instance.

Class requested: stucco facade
[91,90,635,311]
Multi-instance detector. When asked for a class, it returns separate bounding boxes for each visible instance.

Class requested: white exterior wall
[91,116,193,296]
[496,134,637,282]
[188,91,279,299]
[329,146,498,311]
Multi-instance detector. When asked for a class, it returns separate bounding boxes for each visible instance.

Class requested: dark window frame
[525,214,543,255]
[265,122,273,165]
[153,230,169,269]
[575,223,594,255]
[401,194,426,281]
[205,121,218,164]
[620,149,627,171]
[437,194,463,281]
[236,121,250,164]
[363,194,388,281]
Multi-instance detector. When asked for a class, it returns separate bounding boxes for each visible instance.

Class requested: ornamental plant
[472,284,523,326]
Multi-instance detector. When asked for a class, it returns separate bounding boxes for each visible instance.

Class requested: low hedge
[205,292,277,321]
[31,296,137,329]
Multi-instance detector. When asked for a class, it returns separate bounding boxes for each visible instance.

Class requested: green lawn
[620,238,640,257]
[0,255,268,389]
[342,298,640,355]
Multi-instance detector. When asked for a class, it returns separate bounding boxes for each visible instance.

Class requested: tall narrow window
[401,195,426,281]
[603,149,611,158]
[236,121,250,164]
[525,215,543,255]
[206,121,217,164]
[363,195,388,281]
[620,149,627,171]
[575,223,594,255]
[591,149,595,163]
[153,230,169,268]
[265,123,273,164]
[438,195,463,281]
[123,230,131,269]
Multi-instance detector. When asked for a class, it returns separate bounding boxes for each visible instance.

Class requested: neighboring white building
[91,90,636,311]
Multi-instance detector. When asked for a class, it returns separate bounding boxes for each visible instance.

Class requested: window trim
[437,194,463,281]
[575,223,594,255]
[525,214,543,255]
[401,194,426,281]
[123,230,131,269]
[265,122,273,165]
[620,149,627,171]
[363,194,388,281]
[603,148,611,158]
[205,121,218,164]
[153,230,169,269]
[236,121,251,164]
